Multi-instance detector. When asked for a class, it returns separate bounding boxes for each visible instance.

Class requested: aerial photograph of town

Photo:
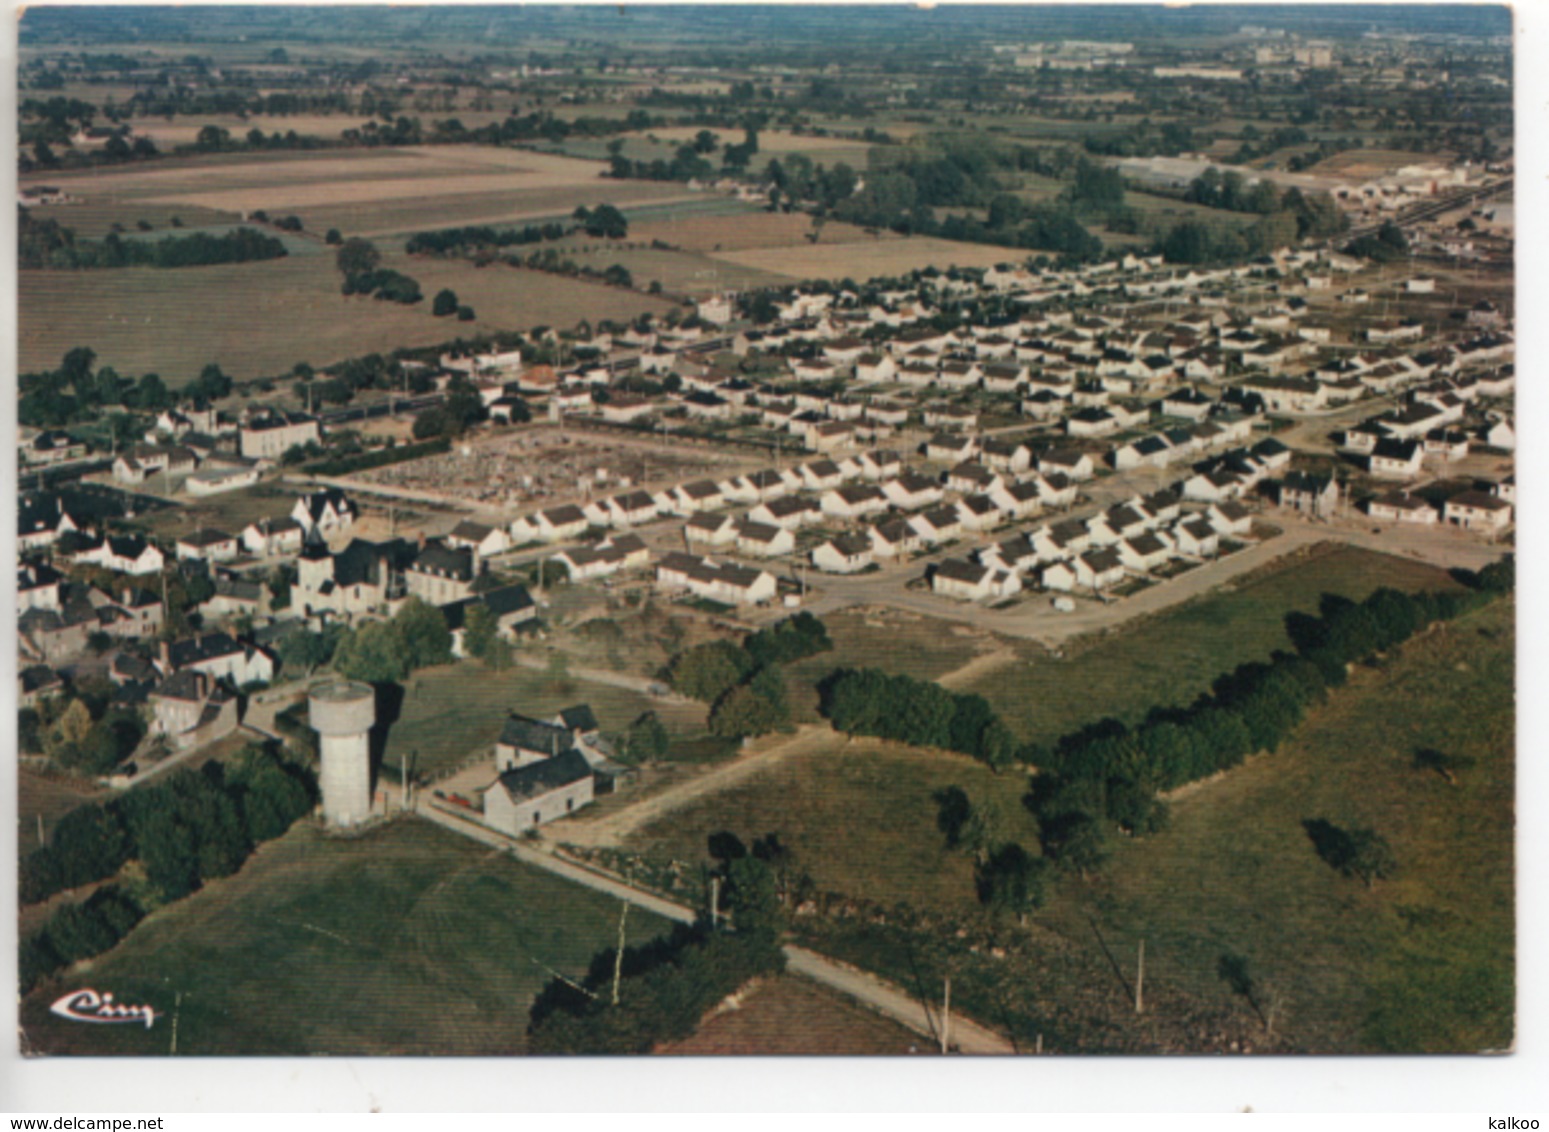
[12,2,1516,1066]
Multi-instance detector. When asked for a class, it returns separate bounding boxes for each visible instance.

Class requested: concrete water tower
[308,681,376,828]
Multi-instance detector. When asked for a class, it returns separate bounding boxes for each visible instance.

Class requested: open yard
[18,818,675,1055]
[706,235,1020,281]
[623,738,1043,918]
[969,543,1464,749]
[382,659,710,779]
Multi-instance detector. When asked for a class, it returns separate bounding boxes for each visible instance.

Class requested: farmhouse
[482,749,595,833]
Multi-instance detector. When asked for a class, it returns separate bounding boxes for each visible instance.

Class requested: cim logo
[49,989,158,1029]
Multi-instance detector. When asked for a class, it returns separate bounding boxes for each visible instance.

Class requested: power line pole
[940,976,952,1055]
[611,899,631,1006]
[709,875,720,929]
[1135,939,1146,1015]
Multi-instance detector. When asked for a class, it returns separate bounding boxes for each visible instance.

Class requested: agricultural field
[658,974,932,1055]
[968,544,1464,749]
[547,244,786,297]
[624,738,1043,918]
[382,659,711,779]
[1035,595,1515,1053]
[18,819,676,1055]
[1309,147,1458,179]
[19,253,672,385]
[706,234,1019,281]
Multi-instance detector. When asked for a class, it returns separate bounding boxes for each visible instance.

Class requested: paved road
[414,803,1017,1053]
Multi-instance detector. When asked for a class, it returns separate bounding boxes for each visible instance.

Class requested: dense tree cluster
[20,210,288,270]
[22,685,146,775]
[331,597,453,684]
[20,745,316,993]
[405,220,571,256]
[526,857,785,1054]
[1343,220,1411,264]
[665,614,830,740]
[819,668,1018,771]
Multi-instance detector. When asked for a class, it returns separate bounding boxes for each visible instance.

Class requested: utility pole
[709,876,720,929]
[611,899,630,1006]
[1135,939,1146,1015]
[400,750,410,811]
[940,976,951,1054]
[37,813,45,848]
[169,992,182,1055]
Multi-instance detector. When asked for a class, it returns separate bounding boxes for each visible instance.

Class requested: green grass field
[971,544,1463,749]
[384,660,710,777]
[1038,595,1515,1053]
[624,738,1042,917]
[19,819,674,1055]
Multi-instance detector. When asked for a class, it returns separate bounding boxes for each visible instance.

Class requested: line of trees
[818,668,1019,771]
[405,220,572,256]
[526,856,784,1054]
[20,210,288,270]
[665,613,831,740]
[1022,565,1514,876]
[20,745,317,992]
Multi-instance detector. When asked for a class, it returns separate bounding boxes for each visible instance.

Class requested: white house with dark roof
[932,558,1022,602]
[239,517,303,562]
[812,533,876,575]
[176,528,241,564]
[293,489,358,538]
[446,520,511,559]
[1367,492,1438,525]
[734,519,796,558]
[1443,491,1512,533]
[684,512,738,548]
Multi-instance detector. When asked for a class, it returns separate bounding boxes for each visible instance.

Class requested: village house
[73,534,166,576]
[1367,492,1439,525]
[149,670,239,751]
[482,748,595,833]
[443,585,537,657]
[664,480,726,516]
[17,562,63,613]
[157,632,276,687]
[1038,449,1095,482]
[910,505,964,546]
[296,537,415,618]
[655,552,777,606]
[406,540,478,605]
[988,480,1044,522]
[446,520,512,559]
[17,494,82,552]
[511,504,591,545]
[551,533,652,582]
[882,472,945,511]
[811,533,876,575]
[176,528,241,564]
[821,483,890,520]
[239,410,321,461]
[1276,472,1339,517]
[931,558,1022,603]
[734,519,796,558]
[1118,531,1175,573]
[238,517,305,563]
[1171,516,1220,557]
[868,518,923,560]
[684,512,738,548]
[1207,500,1254,536]
[857,450,903,480]
[293,489,358,539]
[1443,491,1512,534]
[1368,438,1425,480]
